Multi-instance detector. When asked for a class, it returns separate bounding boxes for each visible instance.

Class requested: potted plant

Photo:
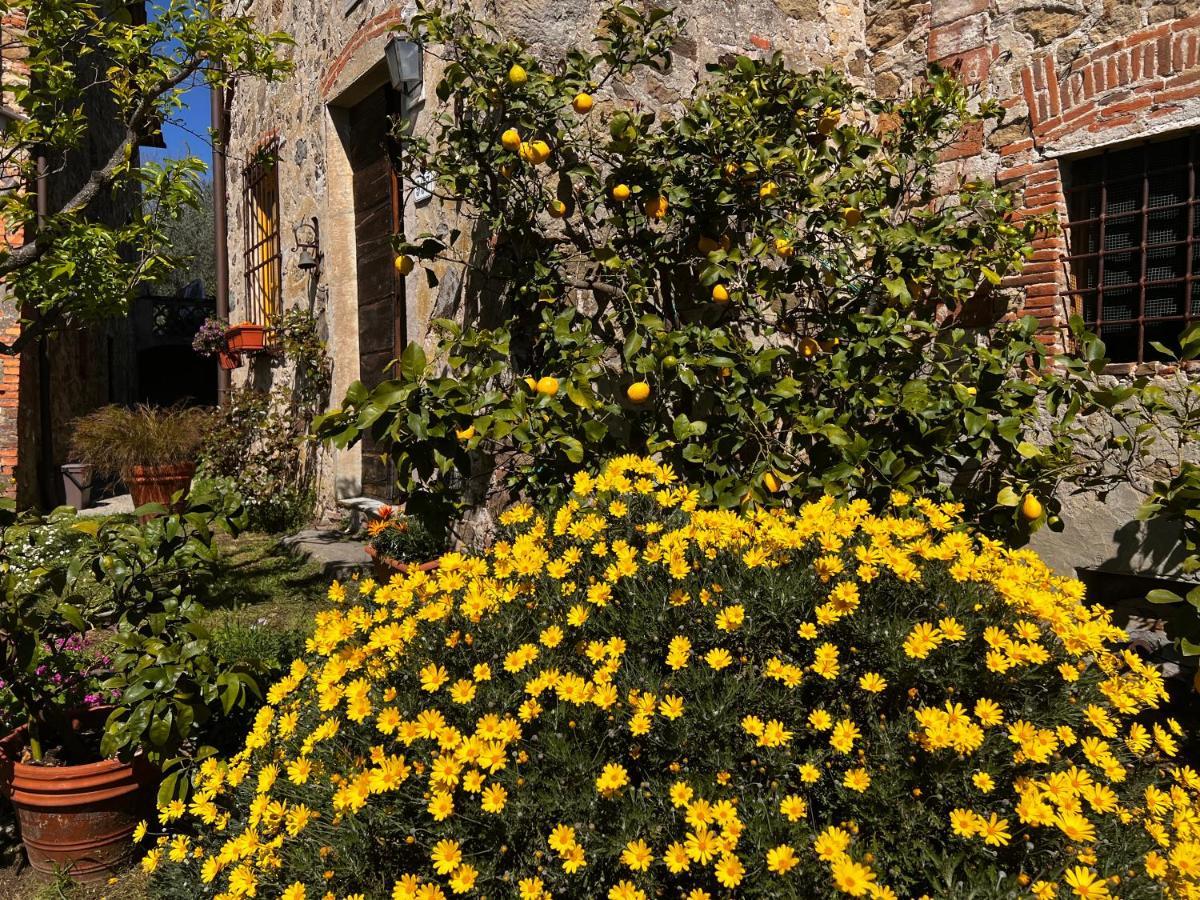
[225,320,267,353]
[192,316,240,370]
[0,491,256,883]
[364,506,445,578]
[70,405,213,519]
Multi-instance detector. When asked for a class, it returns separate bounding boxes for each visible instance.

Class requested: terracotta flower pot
[226,323,267,353]
[218,350,242,370]
[0,709,158,884]
[126,462,195,520]
[365,544,441,581]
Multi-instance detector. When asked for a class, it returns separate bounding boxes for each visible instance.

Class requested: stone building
[0,9,140,507]
[221,0,1200,579]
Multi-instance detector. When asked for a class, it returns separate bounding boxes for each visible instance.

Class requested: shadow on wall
[1031,481,1191,581]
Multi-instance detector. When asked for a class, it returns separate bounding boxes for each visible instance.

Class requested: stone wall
[226,0,1200,578]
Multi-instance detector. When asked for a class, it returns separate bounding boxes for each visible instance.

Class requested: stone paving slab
[282,529,371,579]
[76,494,135,517]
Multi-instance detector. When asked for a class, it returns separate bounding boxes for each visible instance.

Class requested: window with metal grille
[242,144,282,325]
[1064,134,1199,363]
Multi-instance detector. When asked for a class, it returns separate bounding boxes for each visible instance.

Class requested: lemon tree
[316,1,1084,539]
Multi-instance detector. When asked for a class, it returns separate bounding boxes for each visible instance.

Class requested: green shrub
[199,309,332,534]
[0,483,259,794]
[210,618,308,679]
[197,392,315,534]
[147,458,1195,899]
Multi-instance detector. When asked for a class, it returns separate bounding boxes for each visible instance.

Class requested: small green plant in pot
[364,505,446,577]
[70,404,213,517]
[0,485,257,882]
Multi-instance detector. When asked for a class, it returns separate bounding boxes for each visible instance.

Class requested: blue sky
[141,78,213,171]
[139,3,213,172]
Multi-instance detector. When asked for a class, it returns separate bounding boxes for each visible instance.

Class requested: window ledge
[1101,360,1200,377]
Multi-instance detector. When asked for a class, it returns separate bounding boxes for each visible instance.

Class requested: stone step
[282,529,371,579]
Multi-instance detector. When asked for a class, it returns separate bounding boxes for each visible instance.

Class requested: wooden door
[349,85,406,500]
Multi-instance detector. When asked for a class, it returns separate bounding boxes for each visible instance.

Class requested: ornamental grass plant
[70,403,213,481]
[147,458,1196,899]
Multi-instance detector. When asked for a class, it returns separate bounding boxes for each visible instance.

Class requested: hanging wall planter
[225,322,268,353]
[218,350,242,370]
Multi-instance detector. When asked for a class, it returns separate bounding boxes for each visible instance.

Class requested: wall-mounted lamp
[386,36,423,94]
[292,217,322,275]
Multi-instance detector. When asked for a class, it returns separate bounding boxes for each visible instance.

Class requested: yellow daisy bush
[147,457,1200,899]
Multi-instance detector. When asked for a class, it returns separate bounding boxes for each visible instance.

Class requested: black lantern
[386,36,423,93]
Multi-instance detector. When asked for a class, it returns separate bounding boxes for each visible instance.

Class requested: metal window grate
[1063,133,1200,363]
[1065,133,1195,362]
[242,143,282,326]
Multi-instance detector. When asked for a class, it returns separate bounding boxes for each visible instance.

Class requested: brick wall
[915,2,1200,355]
[0,11,27,497]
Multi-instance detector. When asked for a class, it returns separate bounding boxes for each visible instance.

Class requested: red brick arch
[1020,14,1200,146]
[319,10,406,100]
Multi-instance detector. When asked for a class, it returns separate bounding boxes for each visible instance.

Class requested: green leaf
[996,487,1020,507]
[399,343,428,382]
[1147,589,1184,604]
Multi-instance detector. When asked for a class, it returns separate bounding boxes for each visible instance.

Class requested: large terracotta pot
[126,462,195,519]
[0,709,158,884]
[365,544,441,581]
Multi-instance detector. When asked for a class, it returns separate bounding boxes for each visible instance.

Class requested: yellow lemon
[799,336,821,357]
[841,206,862,226]
[817,108,841,136]
[774,237,793,258]
[764,471,781,493]
[548,199,567,218]
[611,183,631,202]
[759,181,778,199]
[527,139,551,164]
[499,163,514,179]
[644,195,669,219]
[711,284,730,303]
[572,92,593,114]
[500,128,521,151]
[394,255,415,275]
[719,366,732,378]
[626,381,651,404]
[697,235,719,254]
[723,162,739,178]
[456,425,476,441]
[1021,494,1044,521]
[524,376,538,391]
[535,376,559,396]
[508,64,528,85]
